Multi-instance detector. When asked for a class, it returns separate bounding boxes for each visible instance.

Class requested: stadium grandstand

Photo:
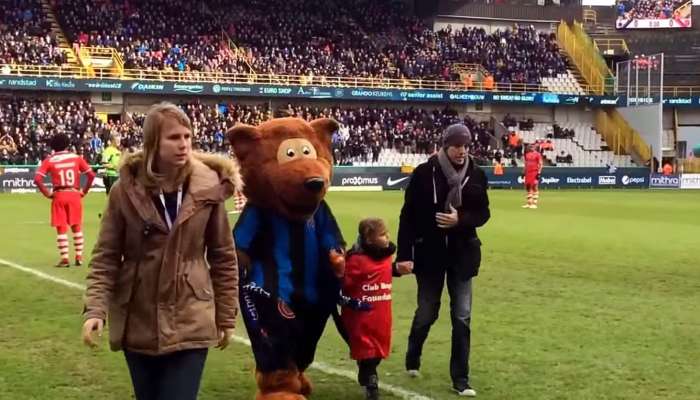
[1,0,699,178]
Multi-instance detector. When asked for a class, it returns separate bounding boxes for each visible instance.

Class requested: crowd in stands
[617,0,685,19]
[26,0,569,86]
[0,97,109,165]
[0,95,586,168]
[55,0,250,74]
[0,0,67,66]
[1,97,511,167]
[391,24,567,84]
[210,0,397,78]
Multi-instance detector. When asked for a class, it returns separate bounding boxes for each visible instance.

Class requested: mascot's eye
[286,149,296,157]
[302,146,311,155]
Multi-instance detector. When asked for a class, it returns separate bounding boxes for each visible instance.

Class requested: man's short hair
[49,133,70,152]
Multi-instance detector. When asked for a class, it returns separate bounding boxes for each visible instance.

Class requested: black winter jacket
[397,155,490,278]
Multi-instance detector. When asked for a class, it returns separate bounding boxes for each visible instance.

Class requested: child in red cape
[341,218,407,400]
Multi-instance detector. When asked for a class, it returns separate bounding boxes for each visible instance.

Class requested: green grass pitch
[0,190,698,400]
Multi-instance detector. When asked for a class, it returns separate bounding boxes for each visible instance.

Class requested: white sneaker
[530,204,538,209]
[406,369,420,378]
[453,385,477,397]
[521,204,531,208]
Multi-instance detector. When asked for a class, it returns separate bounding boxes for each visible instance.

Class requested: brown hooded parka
[83,151,241,355]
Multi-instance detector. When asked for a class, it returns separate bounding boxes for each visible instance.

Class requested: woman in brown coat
[82,102,241,400]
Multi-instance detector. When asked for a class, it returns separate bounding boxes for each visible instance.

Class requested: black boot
[365,374,379,400]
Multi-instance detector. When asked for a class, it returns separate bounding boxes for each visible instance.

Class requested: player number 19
[58,169,75,187]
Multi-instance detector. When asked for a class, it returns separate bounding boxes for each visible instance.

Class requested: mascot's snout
[304,177,325,193]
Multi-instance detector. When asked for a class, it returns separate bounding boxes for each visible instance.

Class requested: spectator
[0,131,17,153]
[662,162,673,175]
[397,123,490,397]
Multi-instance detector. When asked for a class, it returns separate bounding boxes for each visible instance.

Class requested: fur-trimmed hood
[118,151,242,201]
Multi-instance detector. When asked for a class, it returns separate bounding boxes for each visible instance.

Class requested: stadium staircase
[40,0,79,66]
[555,47,588,94]
[557,20,615,95]
[594,109,652,165]
[76,47,124,79]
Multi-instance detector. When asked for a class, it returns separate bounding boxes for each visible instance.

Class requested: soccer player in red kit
[34,134,96,267]
[523,144,543,209]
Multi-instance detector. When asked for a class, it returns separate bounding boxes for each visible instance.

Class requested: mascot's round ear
[309,118,339,150]
[227,123,262,161]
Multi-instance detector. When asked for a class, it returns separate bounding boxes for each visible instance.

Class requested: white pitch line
[0,257,433,400]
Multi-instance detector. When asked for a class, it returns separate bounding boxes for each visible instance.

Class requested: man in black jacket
[397,123,490,397]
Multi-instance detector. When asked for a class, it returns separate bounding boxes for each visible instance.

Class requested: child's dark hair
[49,133,70,152]
[358,218,387,240]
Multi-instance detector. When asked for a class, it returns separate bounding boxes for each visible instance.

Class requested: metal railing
[2,62,699,96]
[593,38,630,55]
[219,31,255,74]
[582,8,597,24]
[0,63,584,93]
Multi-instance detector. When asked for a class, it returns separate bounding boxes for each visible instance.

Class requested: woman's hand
[82,318,104,348]
[217,328,235,350]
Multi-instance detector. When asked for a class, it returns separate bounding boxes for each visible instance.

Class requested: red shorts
[51,191,83,227]
[525,174,539,186]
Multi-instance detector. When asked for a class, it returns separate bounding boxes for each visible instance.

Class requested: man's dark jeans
[406,267,473,388]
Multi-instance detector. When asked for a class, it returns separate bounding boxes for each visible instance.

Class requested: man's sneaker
[75,259,83,267]
[364,375,379,400]
[452,384,477,397]
[530,204,538,209]
[521,204,531,208]
[406,369,420,378]
[55,260,70,268]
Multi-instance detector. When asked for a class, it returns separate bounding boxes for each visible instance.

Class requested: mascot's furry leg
[255,369,305,400]
[241,283,313,400]
[298,372,312,397]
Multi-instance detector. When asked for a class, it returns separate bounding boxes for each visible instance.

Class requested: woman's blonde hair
[141,102,193,188]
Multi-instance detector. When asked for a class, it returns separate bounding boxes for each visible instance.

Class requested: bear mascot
[228,117,346,400]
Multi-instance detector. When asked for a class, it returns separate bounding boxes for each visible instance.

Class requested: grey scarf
[437,148,469,212]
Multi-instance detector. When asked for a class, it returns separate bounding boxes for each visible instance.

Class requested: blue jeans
[124,349,208,400]
[406,268,473,387]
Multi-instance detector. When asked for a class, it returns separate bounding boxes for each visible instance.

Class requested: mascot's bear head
[228,117,339,221]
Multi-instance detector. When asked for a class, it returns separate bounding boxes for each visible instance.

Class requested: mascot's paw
[329,249,345,278]
[256,369,305,400]
[298,372,312,396]
[339,291,373,311]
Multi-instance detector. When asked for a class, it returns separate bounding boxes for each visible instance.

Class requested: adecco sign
[680,174,700,189]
